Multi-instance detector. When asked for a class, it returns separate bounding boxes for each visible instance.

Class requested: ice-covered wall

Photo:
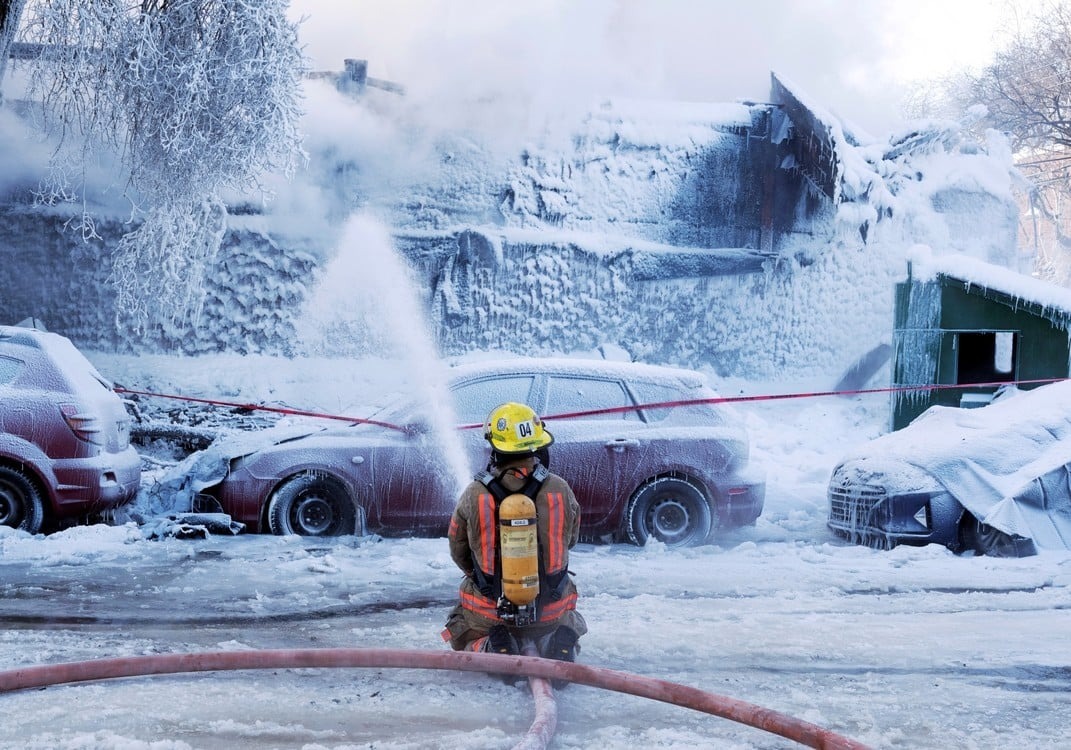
[0,77,1024,382]
[376,220,899,379]
[0,207,316,355]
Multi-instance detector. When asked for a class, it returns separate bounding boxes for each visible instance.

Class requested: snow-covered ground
[1,354,1069,749]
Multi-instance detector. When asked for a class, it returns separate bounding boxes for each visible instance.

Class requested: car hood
[139,420,405,515]
[838,382,1071,549]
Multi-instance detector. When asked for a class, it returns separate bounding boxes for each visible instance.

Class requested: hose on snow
[513,642,557,750]
[0,648,871,749]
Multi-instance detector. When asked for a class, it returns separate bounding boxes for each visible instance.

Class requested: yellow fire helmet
[484,402,554,454]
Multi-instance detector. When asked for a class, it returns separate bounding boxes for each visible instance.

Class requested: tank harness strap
[473,465,547,504]
[468,466,548,604]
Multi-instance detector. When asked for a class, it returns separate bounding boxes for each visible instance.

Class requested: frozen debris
[145,513,245,540]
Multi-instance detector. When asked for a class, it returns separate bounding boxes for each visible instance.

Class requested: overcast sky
[287,0,1040,137]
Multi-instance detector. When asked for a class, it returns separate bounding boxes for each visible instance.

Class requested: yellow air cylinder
[499,493,540,606]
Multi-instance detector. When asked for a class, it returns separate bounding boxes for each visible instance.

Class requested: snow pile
[908,244,1071,318]
[846,120,1021,268]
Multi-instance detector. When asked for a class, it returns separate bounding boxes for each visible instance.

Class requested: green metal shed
[892,254,1071,430]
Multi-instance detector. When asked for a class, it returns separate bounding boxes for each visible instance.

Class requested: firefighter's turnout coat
[444,455,587,652]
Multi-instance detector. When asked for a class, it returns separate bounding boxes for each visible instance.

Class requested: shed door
[940,330,1018,386]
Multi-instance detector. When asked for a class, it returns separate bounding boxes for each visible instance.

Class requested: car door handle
[605,438,641,452]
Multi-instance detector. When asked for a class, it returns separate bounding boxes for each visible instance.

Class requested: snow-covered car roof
[448,357,714,390]
[0,325,114,392]
[839,381,1071,548]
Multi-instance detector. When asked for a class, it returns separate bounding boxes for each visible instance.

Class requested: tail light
[60,403,104,445]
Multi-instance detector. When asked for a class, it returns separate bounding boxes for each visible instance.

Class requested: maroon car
[0,325,141,533]
[196,359,765,548]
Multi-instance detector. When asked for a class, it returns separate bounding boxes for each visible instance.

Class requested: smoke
[0,107,48,197]
[287,0,1024,138]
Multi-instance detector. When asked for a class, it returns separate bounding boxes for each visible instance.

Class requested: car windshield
[352,395,421,429]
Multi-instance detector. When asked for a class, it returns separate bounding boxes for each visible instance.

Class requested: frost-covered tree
[963,1,1071,276]
[0,1,30,87]
[964,2,1071,152]
[13,0,305,334]
[909,1,1071,282]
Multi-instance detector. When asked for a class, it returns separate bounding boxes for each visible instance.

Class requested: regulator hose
[0,648,871,749]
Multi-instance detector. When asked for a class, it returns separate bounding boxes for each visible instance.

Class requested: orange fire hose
[514,642,557,750]
[0,648,871,749]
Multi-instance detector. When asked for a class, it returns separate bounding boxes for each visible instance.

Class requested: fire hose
[515,642,557,750]
[0,648,872,749]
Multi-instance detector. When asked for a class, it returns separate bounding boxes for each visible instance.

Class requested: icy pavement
[1,525,1069,749]
[1,355,1069,748]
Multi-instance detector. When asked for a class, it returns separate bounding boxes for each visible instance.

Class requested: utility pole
[0,0,29,99]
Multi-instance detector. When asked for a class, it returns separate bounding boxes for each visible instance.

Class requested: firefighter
[443,401,586,668]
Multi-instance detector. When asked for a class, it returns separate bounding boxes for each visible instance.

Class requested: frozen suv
[0,326,141,533]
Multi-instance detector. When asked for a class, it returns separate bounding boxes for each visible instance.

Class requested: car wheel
[960,514,1037,557]
[0,465,46,534]
[625,476,712,548]
[267,472,357,536]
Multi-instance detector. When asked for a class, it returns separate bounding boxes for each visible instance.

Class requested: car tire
[0,465,46,534]
[625,475,712,548]
[959,514,1037,558]
[267,472,357,537]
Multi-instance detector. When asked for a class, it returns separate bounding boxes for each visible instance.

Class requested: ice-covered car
[193,358,765,547]
[0,325,141,533]
[827,381,1071,557]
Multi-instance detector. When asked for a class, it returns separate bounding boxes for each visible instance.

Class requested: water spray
[294,214,472,493]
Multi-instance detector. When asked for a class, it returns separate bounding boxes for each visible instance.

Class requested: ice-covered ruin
[0,71,1023,381]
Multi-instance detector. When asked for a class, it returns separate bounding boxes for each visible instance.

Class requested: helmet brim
[489,429,554,454]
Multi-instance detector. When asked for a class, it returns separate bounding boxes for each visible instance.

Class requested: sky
[286,0,1042,137]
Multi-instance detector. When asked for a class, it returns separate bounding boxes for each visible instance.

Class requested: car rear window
[39,334,113,394]
[545,376,638,421]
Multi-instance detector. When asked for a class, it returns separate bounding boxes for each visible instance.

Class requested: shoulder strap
[475,466,548,502]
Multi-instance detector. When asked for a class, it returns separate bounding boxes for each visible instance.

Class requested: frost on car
[0,325,141,533]
[828,381,1071,556]
[191,358,766,547]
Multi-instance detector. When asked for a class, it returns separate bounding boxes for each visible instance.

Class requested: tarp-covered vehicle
[828,381,1071,556]
[175,359,765,548]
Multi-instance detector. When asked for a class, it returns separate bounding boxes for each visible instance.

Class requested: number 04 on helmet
[484,402,554,454]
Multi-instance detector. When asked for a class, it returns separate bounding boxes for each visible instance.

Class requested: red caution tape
[114,387,410,433]
[117,377,1068,434]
